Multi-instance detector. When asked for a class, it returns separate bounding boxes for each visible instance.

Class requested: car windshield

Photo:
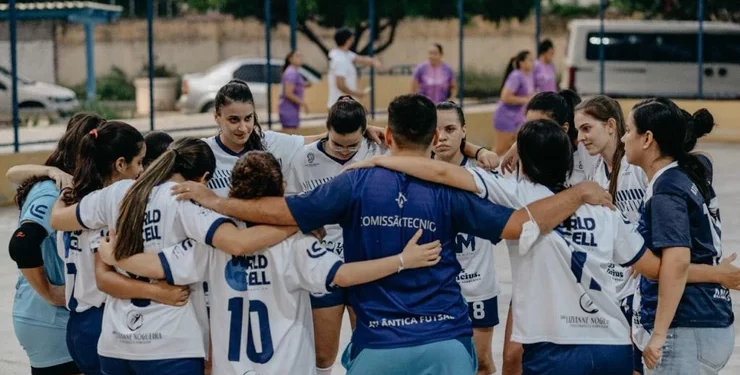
[0,66,35,85]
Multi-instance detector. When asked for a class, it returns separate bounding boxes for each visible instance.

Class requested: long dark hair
[115,137,216,260]
[215,79,265,152]
[501,50,530,92]
[143,131,174,169]
[62,121,144,206]
[230,151,284,201]
[575,95,626,203]
[517,119,573,194]
[282,50,297,74]
[15,112,105,208]
[632,98,713,203]
[436,100,467,153]
[526,89,581,147]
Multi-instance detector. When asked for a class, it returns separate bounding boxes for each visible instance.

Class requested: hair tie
[89,129,98,139]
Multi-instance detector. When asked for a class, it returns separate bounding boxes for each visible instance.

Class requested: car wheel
[201,102,215,113]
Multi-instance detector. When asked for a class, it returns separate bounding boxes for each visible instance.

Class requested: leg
[311,289,348,373]
[493,130,517,156]
[468,296,499,375]
[31,361,82,375]
[502,305,523,375]
[473,327,496,375]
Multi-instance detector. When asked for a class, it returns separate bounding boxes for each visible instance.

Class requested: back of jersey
[506,181,643,346]
[78,180,226,361]
[57,228,108,313]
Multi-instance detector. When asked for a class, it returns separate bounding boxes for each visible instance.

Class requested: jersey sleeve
[467,167,522,208]
[157,238,211,285]
[77,179,132,229]
[283,155,303,197]
[504,71,522,92]
[412,63,425,83]
[648,193,692,251]
[264,130,305,175]
[285,171,354,233]
[612,211,648,267]
[20,181,59,235]
[449,189,515,244]
[176,201,236,247]
[287,235,343,295]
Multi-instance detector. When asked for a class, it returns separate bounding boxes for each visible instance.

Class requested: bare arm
[333,229,441,287]
[448,79,458,100]
[50,198,84,231]
[21,267,65,306]
[94,254,189,306]
[336,76,362,97]
[211,223,299,256]
[353,55,381,67]
[500,87,530,105]
[283,82,304,106]
[410,78,420,94]
[106,252,166,280]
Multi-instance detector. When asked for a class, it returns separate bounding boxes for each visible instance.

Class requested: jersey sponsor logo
[713,287,732,302]
[560,217,599,247]
[142,209,162,242]
[224,255,271,292]
[395,192,408,208]
[127,310,144,331]
[455,233,476,254]
[456,269,481,283]
[306,241,327,258]
[606,263,625,282]
[367,313,456,329]
[322,238,343,258]
[579,293,599,314]
[307,152,315,164]
[360,215,437,233]
[63,230,84,257]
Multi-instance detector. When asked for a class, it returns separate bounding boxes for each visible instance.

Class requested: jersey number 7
[227,297,274,364]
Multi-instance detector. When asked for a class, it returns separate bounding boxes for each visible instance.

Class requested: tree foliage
[186,0,534,57]
[613,0,740,22]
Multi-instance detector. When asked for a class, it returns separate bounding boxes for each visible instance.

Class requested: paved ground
[1,142,739,374]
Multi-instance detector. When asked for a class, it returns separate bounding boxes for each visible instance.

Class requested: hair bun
[692,108,715,138]
[557,89,582,108]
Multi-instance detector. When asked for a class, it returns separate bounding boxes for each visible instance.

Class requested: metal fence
[3,0,717,152]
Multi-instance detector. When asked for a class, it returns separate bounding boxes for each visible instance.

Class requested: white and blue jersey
[57,228,108,313]
[204,131,304,198]
[284,168,515,350]
[13,180,68,327]
[76,179,233,361]
[589,155,648,302]
[633,161,733,350]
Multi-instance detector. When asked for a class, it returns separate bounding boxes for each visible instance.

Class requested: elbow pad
[9,222,47,269]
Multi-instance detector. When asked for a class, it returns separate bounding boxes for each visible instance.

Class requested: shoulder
[652,167,692,197]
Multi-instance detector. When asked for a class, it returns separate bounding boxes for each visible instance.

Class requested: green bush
[461,68,502,99]
[71,66,136,101]
[547,3,601,18]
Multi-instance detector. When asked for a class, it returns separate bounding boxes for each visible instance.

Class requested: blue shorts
[100,356,204,375]
[13,318,75,369]
[620,295,644,375]
[522,342,633,375]
[468,296,499,328]
[310,287,349,309]
[66,306,104,375]
[342,337,477,375]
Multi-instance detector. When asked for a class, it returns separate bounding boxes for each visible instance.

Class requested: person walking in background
[411,43,457,104]
[533,39,558,93]
[493,50,535,155]
[279,50,311,132]
[328,27,382,108]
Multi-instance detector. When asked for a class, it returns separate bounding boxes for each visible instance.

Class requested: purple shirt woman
[412,44,457,103]
[279,50,310,129]
[533,39,558,92]
[493,50,535,155]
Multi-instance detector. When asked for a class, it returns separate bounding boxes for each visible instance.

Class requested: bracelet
[397,254,405,273]
[474,147,486,160]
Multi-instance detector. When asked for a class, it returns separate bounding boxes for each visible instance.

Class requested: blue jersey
[285,168,514,350]
[635,161,733,334]
[13,180,69,328]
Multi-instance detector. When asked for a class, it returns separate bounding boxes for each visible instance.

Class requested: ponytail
[114,137,216,261]
[500,50,531,92]
[62,121,143,206]
[677,152,712,203]
[115,149,176,260]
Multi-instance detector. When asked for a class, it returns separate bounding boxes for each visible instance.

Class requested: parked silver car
[178,57,322,113]
[0,66,79,115]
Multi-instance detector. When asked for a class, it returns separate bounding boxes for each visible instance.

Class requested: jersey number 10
[227,297,274,364]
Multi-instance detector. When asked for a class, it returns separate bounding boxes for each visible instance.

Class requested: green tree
[613,0,740,22]
[186,0,533,57]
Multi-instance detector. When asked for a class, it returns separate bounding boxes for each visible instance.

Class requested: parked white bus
[563,19,740,98]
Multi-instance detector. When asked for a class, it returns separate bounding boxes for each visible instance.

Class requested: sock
[316,366,334,375]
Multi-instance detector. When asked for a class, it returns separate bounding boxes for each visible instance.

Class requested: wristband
[474,147,485,160]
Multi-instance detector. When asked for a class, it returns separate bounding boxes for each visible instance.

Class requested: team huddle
[8,78,738,375]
